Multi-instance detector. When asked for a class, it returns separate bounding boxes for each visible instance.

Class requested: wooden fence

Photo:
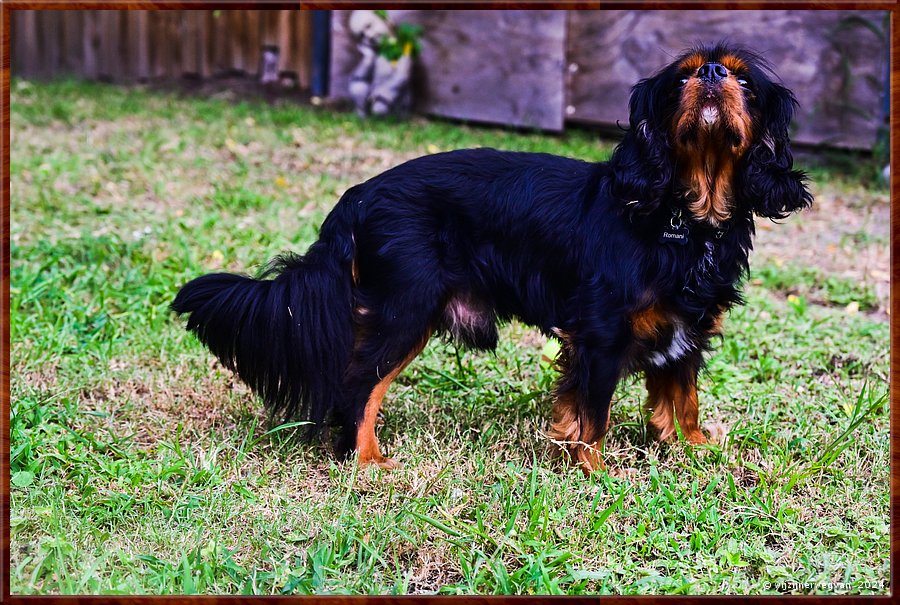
[11,10,314,87]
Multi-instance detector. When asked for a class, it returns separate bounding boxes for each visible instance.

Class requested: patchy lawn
[9,80,889,595]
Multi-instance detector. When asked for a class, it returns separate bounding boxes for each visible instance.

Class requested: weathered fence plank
[42,11,61,77]
[126,11,149,81]
[97,11,120,81]
[15,11,40,77]
[82,11,99,80]
[180,12,198,77]
[246,11,261,77]
[147,11,161,79]
[199,11,213,78]
[294,10,312,88]
[62,11,84,75]
[228,11,247,74]
[210,11,230,75]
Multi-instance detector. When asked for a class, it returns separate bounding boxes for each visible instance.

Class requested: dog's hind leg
[333,300,434,467]
[353,331,431,468]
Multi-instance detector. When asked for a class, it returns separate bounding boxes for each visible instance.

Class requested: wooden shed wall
[330,9,889,150]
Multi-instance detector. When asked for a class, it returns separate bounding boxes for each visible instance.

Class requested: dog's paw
[358,453,401,470]
[376,457,401,470]
[575,445,606,476]
[684,430,708,445]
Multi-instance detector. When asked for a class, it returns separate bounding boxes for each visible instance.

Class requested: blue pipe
[311,10,331,97]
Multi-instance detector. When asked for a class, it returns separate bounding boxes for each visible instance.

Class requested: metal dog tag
[660,209,689,245]
[659,226,689,245]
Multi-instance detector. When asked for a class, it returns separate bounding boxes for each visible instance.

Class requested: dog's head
[611,44,813,226]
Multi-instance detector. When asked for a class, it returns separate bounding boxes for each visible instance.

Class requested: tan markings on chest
[630,305,668,340]
[630,306,693,367]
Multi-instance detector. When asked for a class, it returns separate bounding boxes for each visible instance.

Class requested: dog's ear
[609,76,675,214]
[737,83,813,219]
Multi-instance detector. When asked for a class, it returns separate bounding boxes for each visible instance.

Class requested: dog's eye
[737,78,751,89]
[678,77,689,87]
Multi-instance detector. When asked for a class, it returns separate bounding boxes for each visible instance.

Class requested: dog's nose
[697,62,728,83]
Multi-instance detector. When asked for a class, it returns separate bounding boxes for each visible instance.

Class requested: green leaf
[591,487,628,530]
[540,338,561,369]
[12,471,35,488]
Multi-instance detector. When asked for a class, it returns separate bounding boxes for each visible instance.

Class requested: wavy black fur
[173,44,812,467]
[171,240,354,433]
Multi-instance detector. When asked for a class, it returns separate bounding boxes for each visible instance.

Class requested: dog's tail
[171,234,355,431]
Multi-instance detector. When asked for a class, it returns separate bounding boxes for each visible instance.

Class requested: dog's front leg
[549,333,623,474]
[645,358,707,445]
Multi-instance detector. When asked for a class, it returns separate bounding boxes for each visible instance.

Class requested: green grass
[9,79,890,595]
[751,263,879,310]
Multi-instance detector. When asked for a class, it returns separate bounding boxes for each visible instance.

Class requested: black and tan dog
[173,44,812,473]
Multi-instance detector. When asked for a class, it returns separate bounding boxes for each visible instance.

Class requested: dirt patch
[751,180,890,319]
[79,359,263,448]
[149,74,321,109]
